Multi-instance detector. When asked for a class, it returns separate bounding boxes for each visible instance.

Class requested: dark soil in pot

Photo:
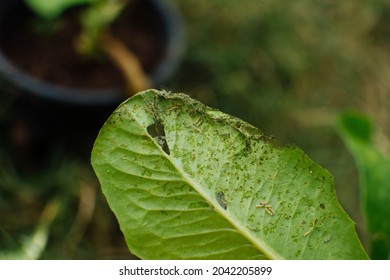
[0,0,165,91]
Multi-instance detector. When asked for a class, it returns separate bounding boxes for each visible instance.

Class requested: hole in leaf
[215,191,227,210]
[147,121,170,155]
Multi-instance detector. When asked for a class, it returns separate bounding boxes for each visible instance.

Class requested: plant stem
[100,32,152,95]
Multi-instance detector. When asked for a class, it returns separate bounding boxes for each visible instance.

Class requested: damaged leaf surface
[91,89,368,259]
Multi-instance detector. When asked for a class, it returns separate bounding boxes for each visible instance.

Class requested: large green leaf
[91,89,368,259]
[338,112,390,259]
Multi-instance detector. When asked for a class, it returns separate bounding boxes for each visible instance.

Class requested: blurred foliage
[1,0,390,258]
[338,112,390,259]
[0,147,132,259]
[25,0,98,20]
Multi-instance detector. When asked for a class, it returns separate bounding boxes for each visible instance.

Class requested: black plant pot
[0,0,185,107]
[0,0,185,165]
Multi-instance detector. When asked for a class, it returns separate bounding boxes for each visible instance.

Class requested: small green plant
[24,0,151,92]
[25,0,96,20]
[91,89,369,259]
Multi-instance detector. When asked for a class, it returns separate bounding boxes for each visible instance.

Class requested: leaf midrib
[130,100,284,260]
